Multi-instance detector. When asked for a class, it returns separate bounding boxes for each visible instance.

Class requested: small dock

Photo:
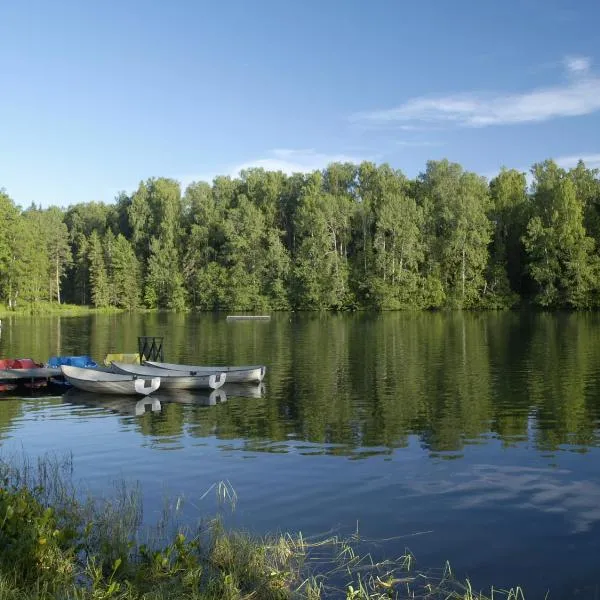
[226,315,271,322]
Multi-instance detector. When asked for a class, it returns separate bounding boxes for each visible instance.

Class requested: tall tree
[523,160,598,308]
[41,207,72,303]
[88,231,110,308]
[420,160,492,308]
[0,191,20,307]
[370,187,426,309]
[11,211,50,306]
[109,235,141,310]
[487,168,528,306]
[145,237,186,310]
[293,172,354,309]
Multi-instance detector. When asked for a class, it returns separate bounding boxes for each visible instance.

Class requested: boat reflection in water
[153,382,265,405]
[221,382,266,399]
[62,382,265,416]
[154,388,228,406]
[62,388,163,416]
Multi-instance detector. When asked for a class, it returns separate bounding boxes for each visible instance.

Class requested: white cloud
[483,153,600,182]
[233,148,367,174]
[354,56,599,128]
[554,153,600,170]
[409,464,600,533]
[178,149,369,189]
[564,55,591,75]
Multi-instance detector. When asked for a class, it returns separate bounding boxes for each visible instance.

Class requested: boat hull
[145,361,265,383]
[60,365,160,396]
[110,362,226,390]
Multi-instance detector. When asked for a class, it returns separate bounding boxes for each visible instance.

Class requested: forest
[1,158,600,312]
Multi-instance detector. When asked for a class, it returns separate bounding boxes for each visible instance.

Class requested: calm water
[1,312,600,598]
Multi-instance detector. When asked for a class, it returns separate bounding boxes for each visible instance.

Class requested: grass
[0,303,124,317]
[0,453,527,600]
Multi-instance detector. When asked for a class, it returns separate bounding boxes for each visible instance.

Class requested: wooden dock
[226,315,271,321]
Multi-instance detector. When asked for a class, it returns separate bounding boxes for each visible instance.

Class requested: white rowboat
[111,362,226,390]
[144,361,265,384]
[60,365,160,396]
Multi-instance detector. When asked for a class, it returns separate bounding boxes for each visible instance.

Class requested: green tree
[293,172,354,309]
[145,237,186,310]
[109,234,141,310]
[12,211,50,306]
[181,181,223,308]
[129,178,185,309]
[72,233,90,304]
[221,195,267,309]
[420,160,492,308]
[486,168,528,307]
[523,161,598,308]
[0,190,20,307]
[41,207,72,303]
[569,160,600,246]
[370,186,426,308]
[89,230,110,308]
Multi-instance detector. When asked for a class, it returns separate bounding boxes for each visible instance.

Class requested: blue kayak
[47,356,98,368]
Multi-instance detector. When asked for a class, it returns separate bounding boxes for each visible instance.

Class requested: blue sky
[2,0,600,207]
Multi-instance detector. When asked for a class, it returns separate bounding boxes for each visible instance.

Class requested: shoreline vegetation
[0,302,124,317]
[1,158,600,313]
[0,454,526,600]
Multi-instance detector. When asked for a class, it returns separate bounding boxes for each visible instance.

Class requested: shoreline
[0,454,522,600]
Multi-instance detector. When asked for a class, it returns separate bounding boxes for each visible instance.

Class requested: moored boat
[111,362,226,390]
[60,365,160,396]
[144,361,265,384]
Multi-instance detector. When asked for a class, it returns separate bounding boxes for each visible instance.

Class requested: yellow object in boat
[103,353,140,366]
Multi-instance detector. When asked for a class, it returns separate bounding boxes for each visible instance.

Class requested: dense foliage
[2,158,600,311]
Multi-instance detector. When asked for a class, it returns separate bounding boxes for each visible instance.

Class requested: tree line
[1,158,600,311]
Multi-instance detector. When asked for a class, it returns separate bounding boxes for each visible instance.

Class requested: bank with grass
[0,455,525,600]
[0,302,125,317]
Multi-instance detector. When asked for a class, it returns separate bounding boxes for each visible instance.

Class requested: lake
[1,312,600,598]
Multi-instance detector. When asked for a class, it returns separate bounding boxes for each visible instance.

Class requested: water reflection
[62,388,162,416]
[1,313,600,456]
[155,388,228,406]
[3,313,600,599]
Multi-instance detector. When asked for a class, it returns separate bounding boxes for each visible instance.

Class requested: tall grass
[0,453,526,600]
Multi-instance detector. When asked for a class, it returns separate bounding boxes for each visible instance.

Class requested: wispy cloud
[233,148,367,174]
[554,153,600,170]
[178,149,370,189]
[395,140,443,148]
[564,55,591,75]
[482,152,600,183]
[353,56,600,128]
[409,464,600,533]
